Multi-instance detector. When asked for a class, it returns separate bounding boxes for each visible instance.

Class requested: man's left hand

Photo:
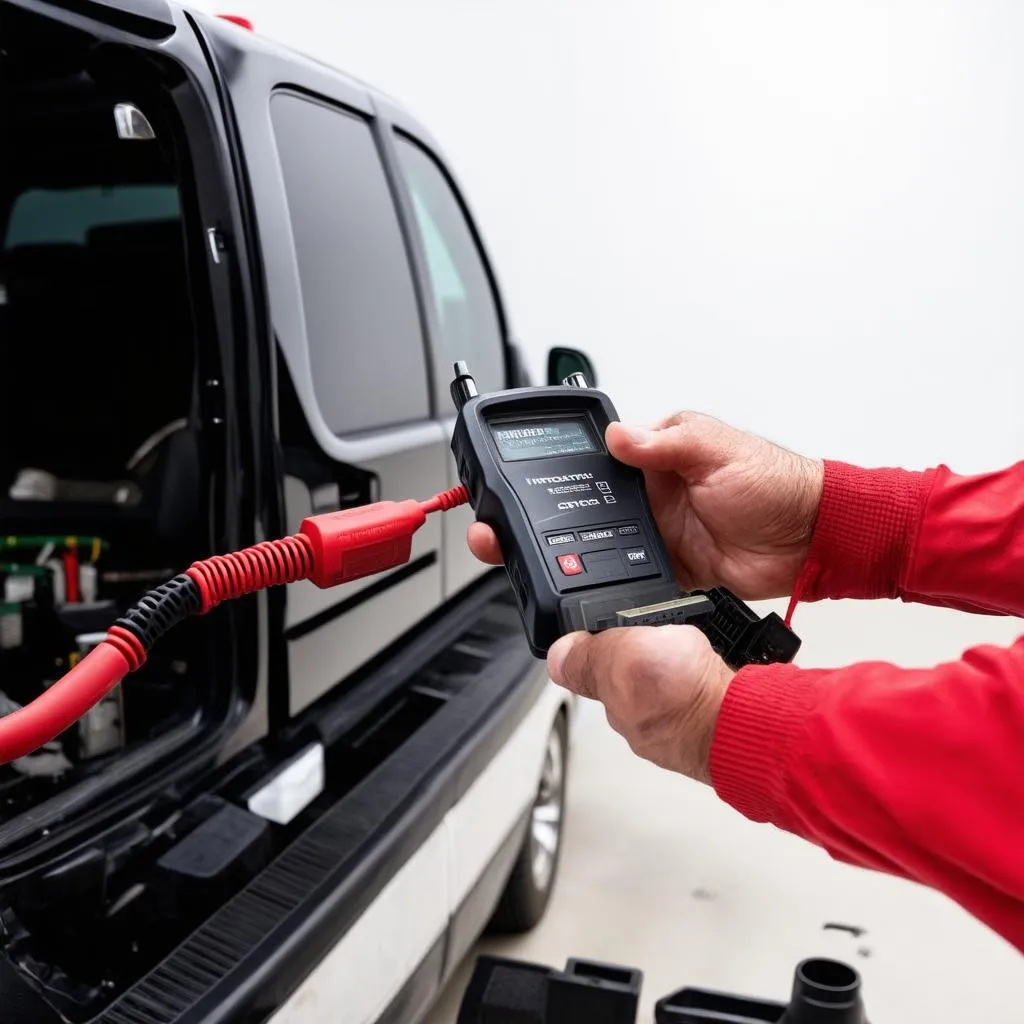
[547,625,734,784]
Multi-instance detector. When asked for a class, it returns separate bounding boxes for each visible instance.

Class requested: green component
[1,536,108,556]
[0,602,20,615]
[0,563,52,578]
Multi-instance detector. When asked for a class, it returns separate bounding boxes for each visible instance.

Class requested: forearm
[795,460,1024,617]
[710,639,1024,950]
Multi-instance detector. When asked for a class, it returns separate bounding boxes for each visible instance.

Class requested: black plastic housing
[451,382,679,657]
[655,958,867,1024]
[698,588,802,668]
[458,954,643,1024]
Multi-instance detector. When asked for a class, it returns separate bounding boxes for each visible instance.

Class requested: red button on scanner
[556,553,583,576]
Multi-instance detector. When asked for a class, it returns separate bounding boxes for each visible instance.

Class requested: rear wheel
[488,711,568,933]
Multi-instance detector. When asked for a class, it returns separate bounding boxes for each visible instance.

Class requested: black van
[0,3,583,1020]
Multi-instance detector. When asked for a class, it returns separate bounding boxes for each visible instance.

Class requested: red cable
[0,487,470,764]
[0,640,134,762]
[419,485,469,514]
[187,534,314,614]
[64,547,80,604]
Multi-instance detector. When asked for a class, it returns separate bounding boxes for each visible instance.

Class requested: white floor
[427,602,1024,1023]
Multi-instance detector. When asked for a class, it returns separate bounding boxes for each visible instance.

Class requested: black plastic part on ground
[655,957,867,1024]
[457,955,643,1024]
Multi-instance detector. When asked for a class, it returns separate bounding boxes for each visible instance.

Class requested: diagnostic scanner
[450,362,801,668]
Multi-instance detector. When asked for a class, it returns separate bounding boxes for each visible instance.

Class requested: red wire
[0,638,140,762]
[186,534,315,614]
[64,548,80,604]
[419,485,469,514]
[0,487,470,764]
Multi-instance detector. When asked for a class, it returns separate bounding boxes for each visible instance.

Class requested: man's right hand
[468,411,824,601]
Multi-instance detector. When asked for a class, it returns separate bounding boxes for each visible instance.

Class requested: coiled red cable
[186,534,315,614]
[0,486,469,765]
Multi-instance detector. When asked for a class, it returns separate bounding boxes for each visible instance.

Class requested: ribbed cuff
[795,461,934,603]
[709,663,823,829]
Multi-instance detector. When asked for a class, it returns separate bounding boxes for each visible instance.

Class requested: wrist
[796,455,825,543]
[709,662,821,825]
[691,652,735,786]
[795,462,934,603]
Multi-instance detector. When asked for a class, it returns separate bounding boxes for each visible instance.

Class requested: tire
[488,710,568,934]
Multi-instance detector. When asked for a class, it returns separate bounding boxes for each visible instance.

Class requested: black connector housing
[655,957,867,1023]
[697,587,801,669]
[458,954,643,1024]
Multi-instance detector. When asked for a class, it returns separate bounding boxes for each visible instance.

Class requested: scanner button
[624,547,650,565]
[546,532,576,547]
[556,554,584,576]
[617,524,640,537]
[579,528,615,543]
[581,548,626,582]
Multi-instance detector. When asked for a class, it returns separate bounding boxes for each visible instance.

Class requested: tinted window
[4,185,180,247]
[271,93,428,434]
[394,136,504,407]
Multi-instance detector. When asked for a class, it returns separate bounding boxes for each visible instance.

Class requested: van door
[194,18,449,718]
[376,108,517,600]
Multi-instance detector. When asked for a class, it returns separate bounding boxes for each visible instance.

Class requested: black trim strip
[284,551,438,641]
[11,0,176,39]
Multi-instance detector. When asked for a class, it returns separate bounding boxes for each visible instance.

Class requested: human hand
[547,625,733,784]
[468,411,823,601]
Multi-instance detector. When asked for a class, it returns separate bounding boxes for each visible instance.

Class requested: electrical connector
[300,500,427,589]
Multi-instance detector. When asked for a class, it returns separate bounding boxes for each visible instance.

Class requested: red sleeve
[711,459,1024,950]
[793,460,1024,617]
[710,643,1024,951]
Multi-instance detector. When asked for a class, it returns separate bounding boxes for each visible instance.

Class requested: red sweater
[710,460,1024,950]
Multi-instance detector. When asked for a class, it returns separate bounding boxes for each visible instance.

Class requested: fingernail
[547,634,579,685]
[622,424,650,445]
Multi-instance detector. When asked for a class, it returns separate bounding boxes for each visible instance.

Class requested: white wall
[207,0,1023,661]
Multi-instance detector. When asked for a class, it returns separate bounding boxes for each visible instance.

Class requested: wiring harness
[0,487,469,765]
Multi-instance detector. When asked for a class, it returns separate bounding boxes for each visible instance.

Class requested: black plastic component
[784,960,866,1024]
[156,801,270,888]
[550,959,644,1024]
[113,573,200,651]
[655,958,867,1024]
[458,954,642,1024]
[449,364,691,657]
[54,600,119,637]
[698,587,801,669]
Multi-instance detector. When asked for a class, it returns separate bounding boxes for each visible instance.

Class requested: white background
[193,1,1024,1017]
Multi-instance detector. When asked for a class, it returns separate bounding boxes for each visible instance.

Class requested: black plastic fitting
[655,956,867,1024]
[113,573,201,652]
[782,959,866,1024]
[699,587,802,668]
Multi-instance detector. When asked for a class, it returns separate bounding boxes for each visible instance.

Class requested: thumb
[606,416,728,477]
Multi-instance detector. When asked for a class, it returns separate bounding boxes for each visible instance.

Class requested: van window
[271,93,429,435]
[394,136,505,408]
[4,185,181,247]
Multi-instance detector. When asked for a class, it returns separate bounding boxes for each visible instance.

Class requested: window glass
[271,93,428,434]
[4,185,180,247]
[394,136,505,406]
